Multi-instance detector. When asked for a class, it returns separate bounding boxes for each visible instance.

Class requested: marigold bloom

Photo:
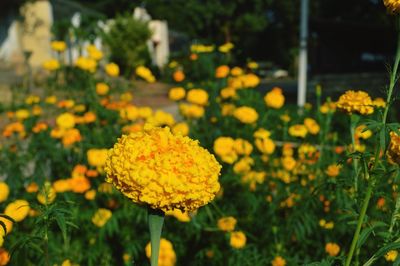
[145,238,176,266]
[51,40,66,52]
[168,87,186,101]
[53,179,72,193]
[43,58,60,71]
[105,125,221,212]
[384,0,400,13]
[92,208,112,227]
[37,182,56,205]
[264,87,285,109]
[75,56,97,72]
[282,156,296,171]
[272,256,286,266]
[0,183,9,203]
[186,89,209,106]
[233,157,254,174]
[217,216,237,232]
[215,65,230,78]
[136,66,156,83]
[173,70,185,82]
[233,106,258,124]
[146,110,175,127]
[325,164,341,177]
[385,250,398,261]
[230,67,243,76]
[288,124,308,138]
[0,249,9,265]
[233,139,253,155]
[56,113,75,129]
[0,217,13,235]
[69,176,91,193]
[179,104,205,118]
[255,138,275,154]
[15,109,30,120]
[5,200,30,222]
[96,83,109,95]
[304,118,320,135]
[325,242,340,256]
[388,131,400,164]
[355,125,372,140]
[62,128,82,147]
[86,44,103,61]
[105,63,120,77]
[336,90,374,115]
[214,137,238,164]
[165,209,191,222]
[87,149,108,168]
[218,42,234,53]
[172,122,189,136]
[230,231,246,249]
[220,87,236,99]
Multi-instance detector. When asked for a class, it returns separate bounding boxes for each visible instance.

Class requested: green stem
[148,208,165,266]
[345,178,374,266]
[350,115,360,197]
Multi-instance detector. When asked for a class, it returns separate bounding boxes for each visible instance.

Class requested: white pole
[297,0,309,107]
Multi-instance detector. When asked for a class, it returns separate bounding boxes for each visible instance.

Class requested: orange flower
[173,70,185,82]
[69,176,91,193]
[215,65,230,78]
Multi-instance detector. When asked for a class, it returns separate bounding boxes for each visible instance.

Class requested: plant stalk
[148,208,165,266]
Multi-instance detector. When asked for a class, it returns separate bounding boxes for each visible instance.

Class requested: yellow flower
[85,189,96,200]
[272,256,286,266]
[186,89,209,106]
[172,122,189,136]
[373,97,386,108]
[0,216,13,235]
[136,66,156,83]
[217,216,237,232]
[69,176,91,193]
[388,131,400,164]
[325,164,341,177]
[336,90,374,115]
[45,95,57,104]
[230,67,243,76]
[25,95,40,105]
[355,125,372,139]
[15,109,30,120]
[384,0,400,13]
[221,104,236,116]
[146,110,175,127]
[215,65,230,78]
[179,104,205,119]
[241,74,260,88]
[255,138,275,154]
[105,63,120,77]
[168,87,186,101]
[385,250,398,261]
[304,118,320,135]
[86,44,103,61]
[43,58,60,71]
[56,113,75,129]
[96,83,109,96]
[233,139,253,155]
[105,125,221,212]
[0,183,9,203]
[233,106,258,124]
[325,242,340,256]
[241,171,266,191]
[220,87,237,99]
[145,238,176,266]
[75,56,97,72]
[5,200,30,222]
[165,209,191,222]
[87,149,108,168]
[288,124,308,138]
[51,41,66,52]
[218,42,234,53]
[282,156,296,171]
[233,157,254,174]
[37,182,56,205]
[214,137,238,164]
[53,179,71,193]
[264,87,285,109]
[247,61,258,69]
[229,231,246,249]
[92,208,112,227]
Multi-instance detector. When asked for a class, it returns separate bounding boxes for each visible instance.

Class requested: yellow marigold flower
[45,95,57,104]
[0,183,9,203]
[165,209,191,222]
[53,179,71,193]
[120,105,139,121]
[96,82,109,95]
[325,164,341,177]
[336,90,374,115]
[255,138,275,154]
[0,217,13,235]
[384,0,400,13]
[69,176,91,193]
[86,44,103,61]
[87,149,108,168]
[241,171,266,191]
[230,231,246,249]
[120,92,134,102]
[37,182,56,205]
[75,56,97,72]
[25,95,40,105]
[233,139,253,155]
[254,128,271,139]
[191,44,214,53]
[92,208,112,227]
[215,65,230,78]
[105,125,221,212]
[145,238,176,266]
[241,73,260,88]
[5,199,30,222]
[325,221,334,229]
[355,125,372,140]
[168,87,186,101]
[217,216,237,232]
[136,66,156,83]
[0,249,10,265]
[282,156,296,171]
[233,157,254,174]
[233,106,258,124]
[289,124,308,138]
[220,87,237,99]
[304,118,320,135]
[272,256,286,266]
[43,58,60,71]
[186,89,209,106]
[230,67,243,76]
[62,128,82,147]
[146,110,175,127]
[264,87,285,109]
[15,109,30,120]
[51,40,66,52]
[172,122,189,136]
[221,104,236,116]
[373,97,386,108]
[325,242,340,256]
[85,189,96,200]
[214,137,238,164]
[218,42,234,53]
[56,113,75,129]
[247,61,258,69]
[385,250,398,261]
[179,104,205,119]
[105,63,120,77]
[388,131,400,164]
[26,182,39,193]
[173,70,185,82]
[168,61,178,68]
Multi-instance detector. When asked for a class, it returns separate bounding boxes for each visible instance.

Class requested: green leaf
[356,222,387,249]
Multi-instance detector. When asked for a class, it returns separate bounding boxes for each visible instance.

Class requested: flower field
[1,6,400,266]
